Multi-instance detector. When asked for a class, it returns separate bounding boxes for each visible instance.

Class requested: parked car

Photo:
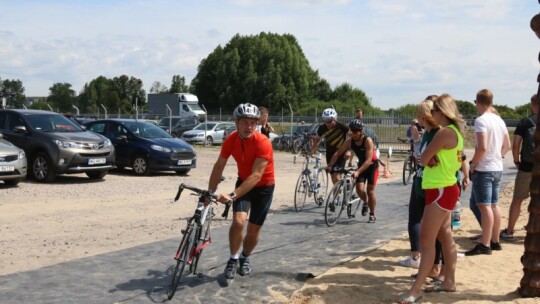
[181,122,236,145]
[84,119,196,175]
[0,132,27,185]
[0,109,115,182]
[156,115,199,137]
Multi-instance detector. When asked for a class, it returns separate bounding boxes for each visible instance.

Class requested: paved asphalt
[0,159,517,304]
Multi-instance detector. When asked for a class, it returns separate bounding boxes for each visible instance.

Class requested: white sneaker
[399,256,420,268]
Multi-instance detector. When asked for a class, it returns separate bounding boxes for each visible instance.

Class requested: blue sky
[0,0,538,110]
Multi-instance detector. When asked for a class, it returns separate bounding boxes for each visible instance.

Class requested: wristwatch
[229,192,237,201]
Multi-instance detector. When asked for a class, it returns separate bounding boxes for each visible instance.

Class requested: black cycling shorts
[326,151,346,173]
[233,179,275,226]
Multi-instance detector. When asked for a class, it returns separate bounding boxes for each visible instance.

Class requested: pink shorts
[425,184,460,211]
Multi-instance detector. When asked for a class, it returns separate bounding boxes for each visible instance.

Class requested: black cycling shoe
[224,258,238,279]
[361,203,368,216]
[238,257,252,276]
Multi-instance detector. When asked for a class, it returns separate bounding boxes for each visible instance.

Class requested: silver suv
[0,132,27,186]
[0,110,115,182]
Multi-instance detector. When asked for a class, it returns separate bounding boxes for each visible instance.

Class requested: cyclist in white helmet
[208,103,275,280]
[310,108,351,184]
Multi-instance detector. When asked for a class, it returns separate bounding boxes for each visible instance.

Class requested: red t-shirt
[220,131,275,187]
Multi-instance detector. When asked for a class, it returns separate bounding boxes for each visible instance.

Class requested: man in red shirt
[208,103,275,280]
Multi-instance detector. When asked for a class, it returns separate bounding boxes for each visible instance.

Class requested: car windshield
[122,121,172,138]
[186,103,203,111]
[193,123,217,131]
[26,114,84,133]
[157,117,180,127]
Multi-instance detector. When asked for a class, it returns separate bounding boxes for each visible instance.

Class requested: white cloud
[0,0,537,109]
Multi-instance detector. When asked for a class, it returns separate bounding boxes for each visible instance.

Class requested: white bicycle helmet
[233,103,261,119]
[321,108,337,121]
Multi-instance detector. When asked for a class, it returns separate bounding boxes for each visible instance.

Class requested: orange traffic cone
[381,159,392,178]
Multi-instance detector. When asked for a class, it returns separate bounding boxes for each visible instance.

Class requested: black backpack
[521,116,536,163]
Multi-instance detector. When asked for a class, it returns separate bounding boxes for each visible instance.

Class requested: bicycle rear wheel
[402,156,411,185]
[168,224,195,300]
[347,198,361,219]
[406,157,415,185]
[191,211,212,275]
[294,172,309,212]
[314,169,328,206]
[292,139,302,154]
[325,181,345,226]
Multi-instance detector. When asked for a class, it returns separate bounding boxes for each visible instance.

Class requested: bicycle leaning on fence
[293,153,329,212]
[398,137,417,185]
[167,183,231,300]
[324,168,361,226]
[292,132,314,155]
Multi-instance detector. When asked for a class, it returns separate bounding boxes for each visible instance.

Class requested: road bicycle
[293,153,329,212]
[292,132,313,155]
[398,138,417,185]
[324,168,361,226]
[167,183,231,300]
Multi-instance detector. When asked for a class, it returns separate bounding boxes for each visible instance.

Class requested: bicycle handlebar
[173,183,232,219]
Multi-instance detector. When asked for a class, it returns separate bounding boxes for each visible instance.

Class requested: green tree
[455,100,476,118]
[169,75,189,93]
[47,83,76,113]
[112,75,146,109]
[192,32,318,113]
[150,81,168,93]
[79,76,121,115]
[0,79,26,108]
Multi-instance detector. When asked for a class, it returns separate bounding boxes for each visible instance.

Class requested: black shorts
[355,164,379,186]
[233,179,275,226]
[326,152,346,173]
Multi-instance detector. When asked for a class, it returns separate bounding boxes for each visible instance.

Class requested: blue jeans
[469,171,502,225]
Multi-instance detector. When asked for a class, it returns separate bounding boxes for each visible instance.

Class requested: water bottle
[452,201,461,228]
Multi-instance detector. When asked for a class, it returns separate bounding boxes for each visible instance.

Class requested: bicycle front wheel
[407,157,415,184]
[294,172,309,212]
[314,169,328,206]
[325,181,345,226]
[191,211,212,275]
[168,224,195,300]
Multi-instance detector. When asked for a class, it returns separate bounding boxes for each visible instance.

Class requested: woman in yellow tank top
[399,94,464,303]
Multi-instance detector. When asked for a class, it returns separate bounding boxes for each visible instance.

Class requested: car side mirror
[80,125,87,130]
[13,125,27,133]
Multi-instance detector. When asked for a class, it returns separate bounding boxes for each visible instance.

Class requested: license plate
[88,158,106,165]
[0,165,14,172]
[177,160,192,165]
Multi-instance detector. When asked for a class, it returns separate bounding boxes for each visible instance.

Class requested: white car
[181,122,236,145]
[0,133,27,186]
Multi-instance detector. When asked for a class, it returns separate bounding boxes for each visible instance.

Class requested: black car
[84,119,196,175]
[0,109,115,182]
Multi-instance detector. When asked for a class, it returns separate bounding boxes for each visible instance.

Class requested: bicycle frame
[294,153,328,211]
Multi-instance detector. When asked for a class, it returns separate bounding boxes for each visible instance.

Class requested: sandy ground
[288,173,540,304]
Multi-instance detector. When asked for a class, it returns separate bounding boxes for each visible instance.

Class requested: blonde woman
[399,94,464,303]
[399,100,443,277]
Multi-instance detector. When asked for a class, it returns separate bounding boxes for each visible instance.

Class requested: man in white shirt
[465,89,511,256]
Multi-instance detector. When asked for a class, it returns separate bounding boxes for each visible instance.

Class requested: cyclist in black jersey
[310,108,351,184]
[327,119,379,223]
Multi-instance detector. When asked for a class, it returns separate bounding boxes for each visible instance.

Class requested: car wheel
[4,179,21,186]
[31,152,56,182]
[132,155,150,176]
[205,136,213,146]
[86,171,107,179]
[175,169,190,175]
